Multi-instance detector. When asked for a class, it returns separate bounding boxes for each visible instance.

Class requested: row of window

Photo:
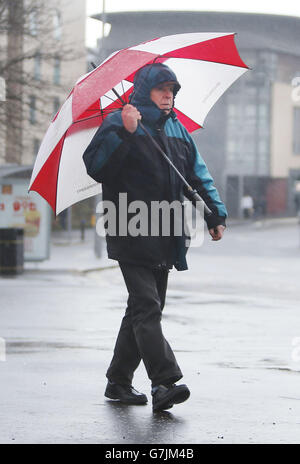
[227,104,300,156]
[227,103,269,120]
[29,8,62,41]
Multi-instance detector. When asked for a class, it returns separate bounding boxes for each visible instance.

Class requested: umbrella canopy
[29,32,249,215]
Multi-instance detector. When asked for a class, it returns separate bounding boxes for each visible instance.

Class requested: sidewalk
[24,228,116,274]
[227,216,298,228]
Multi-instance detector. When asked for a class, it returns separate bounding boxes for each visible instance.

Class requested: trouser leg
[106,263,182,387]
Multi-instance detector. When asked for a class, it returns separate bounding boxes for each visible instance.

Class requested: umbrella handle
[186,188,213,216]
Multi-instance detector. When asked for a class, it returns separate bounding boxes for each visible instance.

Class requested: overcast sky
[86,0,300,47]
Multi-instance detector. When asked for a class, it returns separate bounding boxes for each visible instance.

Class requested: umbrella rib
[102,93,120,104]
[121,80,126,103]
[73,109,121,125]
[99,96,104,121]
[164,55,249,69]
[74,115,101,124]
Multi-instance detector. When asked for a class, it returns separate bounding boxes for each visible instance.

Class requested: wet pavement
[1,219,300,443]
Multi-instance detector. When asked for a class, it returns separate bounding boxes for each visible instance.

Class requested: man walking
[83,63,227,412]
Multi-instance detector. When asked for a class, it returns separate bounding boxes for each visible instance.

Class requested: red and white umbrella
[28,32,249,215]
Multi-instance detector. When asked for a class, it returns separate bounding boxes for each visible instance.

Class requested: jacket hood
[130,63,181,124]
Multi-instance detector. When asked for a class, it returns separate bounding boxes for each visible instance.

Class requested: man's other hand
[122,104,141,133]
[209,224,226,241]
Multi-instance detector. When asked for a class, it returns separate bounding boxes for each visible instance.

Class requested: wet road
[1,220,300,443]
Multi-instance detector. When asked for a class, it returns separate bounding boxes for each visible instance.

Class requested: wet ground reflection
[104,401,186,443]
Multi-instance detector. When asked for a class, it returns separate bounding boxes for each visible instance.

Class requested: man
[241,194,254,219]
[83,63,227,412]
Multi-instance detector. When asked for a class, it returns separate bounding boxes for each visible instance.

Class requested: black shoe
[104,381,148,405]
[152,384,190,412]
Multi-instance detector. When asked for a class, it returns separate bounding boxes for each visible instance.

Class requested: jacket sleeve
[184,135,228,230]
[82,113,134,185]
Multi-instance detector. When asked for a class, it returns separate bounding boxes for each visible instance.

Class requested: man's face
[150,82,175,114]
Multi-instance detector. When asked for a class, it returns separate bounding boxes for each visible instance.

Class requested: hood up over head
[130,63,181,120]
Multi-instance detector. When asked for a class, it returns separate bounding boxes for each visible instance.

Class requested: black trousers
[106,262,183,387]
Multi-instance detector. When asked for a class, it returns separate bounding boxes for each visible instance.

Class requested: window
[53,56,60,85]
[293,107,300,154]
[29,95,36,124]
[258,104,268,119]
[258,139,268,154]
[227,140,236,154]
[245,104,256,118]
[53,97,60,116]
[0,76,5,101]
[33,138,40,156]
[34,53,41,80]
[228,104,236,118]
[53,9,62,40]
[29,9,38,36]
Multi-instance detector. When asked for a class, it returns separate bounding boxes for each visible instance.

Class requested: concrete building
[92,11,300,217]
[0,0,86,168]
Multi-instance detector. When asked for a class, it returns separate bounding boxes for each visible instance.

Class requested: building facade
[92,11,300,217]
[0,0,86,168]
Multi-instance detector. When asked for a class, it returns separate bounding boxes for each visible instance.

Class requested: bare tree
[0,0,85,164]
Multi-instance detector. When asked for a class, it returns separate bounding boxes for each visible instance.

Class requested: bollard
[0,228,24,275]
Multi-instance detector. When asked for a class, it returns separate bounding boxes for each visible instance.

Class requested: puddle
[6,340,110,354]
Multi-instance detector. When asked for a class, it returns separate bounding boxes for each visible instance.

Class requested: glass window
[53,97,60,116]
[228,104,236,118]
[29,10,38,36]
[293,107,300,154]
[53,10,62,40]
[259,139,268,154]
[53,56,60,85]
[258,104,268,119]
[227,140,236,153]
[0,76,5,101]
[33,138,40,156]
[34,53,41,80]
[245,104,256,118]
[29,95,36,124]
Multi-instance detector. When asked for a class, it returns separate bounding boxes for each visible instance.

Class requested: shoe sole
[153,386,190,412]
[105,391,148,405]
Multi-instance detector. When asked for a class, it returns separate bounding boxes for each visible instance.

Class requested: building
[92,11,300,217]
[0,0,86,168]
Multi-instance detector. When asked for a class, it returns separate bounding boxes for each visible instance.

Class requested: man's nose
[164,89,173,98]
